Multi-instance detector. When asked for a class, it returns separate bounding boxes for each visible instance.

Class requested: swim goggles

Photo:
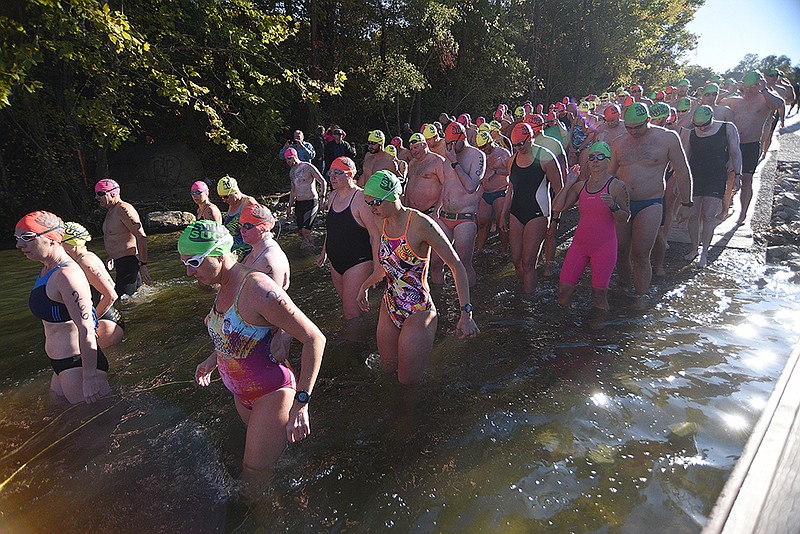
[588,154,608,161]
[182,236,228,268]
[364,189,395,207]
[14,228,61,242]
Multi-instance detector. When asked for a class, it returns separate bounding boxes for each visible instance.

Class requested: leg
[241,388,294,475]
[684,203,702,260]
[509,216,525,283]
[737,172,754,225]
[558,282,576,308]
[341,262,373,321]
[718,170,736,221]
[590,288,610,311]
[452,221,478,287]
[541,225,556,277]
[493,198,509,255]
[330,268,344,302]
[96,319,124,349]
[54,367,109,405]
[698,196,722,268]
[475,198,493,253]
[629,204,662,295]
[396,309,438,385]
[520,218,548,294]
[615,221,633,290]
[376,303,401,374]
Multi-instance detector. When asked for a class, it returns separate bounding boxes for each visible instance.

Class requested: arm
[287,180,296,218]
[357,264,387,312]
[603,179,631,224]
[667,131,693,203]
[310,165,327,201]
[81,255,118,318]
[118,204,151,285]
[499,157,515,232]
[543,156,563,235]
[56,266,103,403]
[210,204,223,225]
[551,165,582,213]
[726,122,743,191]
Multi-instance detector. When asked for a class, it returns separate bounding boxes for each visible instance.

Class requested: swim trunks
[294,199,319,230]
[629,198,664,221]
[481,189,507,205]
[114,255,141,297]
[740,141,760,175]
[690,123,729,199]
[50,348,110,375]
[509,149,550,225]
[379,213,434,329]
[207,274,295,409]
[326,190,372,275]
[99,305,126,330]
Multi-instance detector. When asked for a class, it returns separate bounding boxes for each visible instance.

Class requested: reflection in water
[0,231,799,532]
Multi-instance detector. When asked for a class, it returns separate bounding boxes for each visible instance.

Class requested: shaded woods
[1,0,704,235]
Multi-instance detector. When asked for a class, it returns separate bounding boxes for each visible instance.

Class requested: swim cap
[329,156,357,175]
[603,104,621,121]
[631,84,643,93]
[677,97,692,112]
[655,90,666,101]
[677,79,690,87]
[578,101,591,113]
[588,141,611,158]
[409,132,427,145]
[478,122,491,132]
[422,124,438,139]
[649,102,670,120]
[384,145,397,157]
[524,103,535,115]
[742,71,763,87]
[623,102,649,125]
[363,170,401,202]
[510,123,534,144]
[692,105,714,127]
[475,130,493,148]
[16,211,65,242]
[489,120,502,132]
[666,107,678,124]
[546,112,557,122]
[514,106,526,119]
[725,77,737,85]
[178,220,233,257]
[284,147,299,160]
[616,87,627,95]
[499,103,508,112]
[494,108,504,120]
[711,74,723,83]
[702,83,720,96]
[665,86,675,94]
[622,95,635,108]
[390,136,402,147]
[368,130,385,144]
[555,102,566,111]
[525,114,545,131]
[475,116,485,126]
[457,114,469,125]
[191,180,208,193]
[217,176,240,196]
[63,221,92,247]
[444,122,467,142]
[240,203,276,228]
[95,178,119,194]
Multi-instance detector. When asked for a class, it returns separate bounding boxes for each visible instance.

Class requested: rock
[146,211,196,232]
[767,245,792,260]
[780,192,800,210]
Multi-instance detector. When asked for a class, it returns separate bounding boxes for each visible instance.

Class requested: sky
[684,0,800,73]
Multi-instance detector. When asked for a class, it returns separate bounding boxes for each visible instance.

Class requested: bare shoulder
[428,152,446,163]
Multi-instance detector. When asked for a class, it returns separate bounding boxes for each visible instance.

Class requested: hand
[733,175,742,193]
[316,251,327,268]
[599,192,615,208]
[195,354,217,386]
[286,404,310,443]
[546,219,558,237]
[82,372,104,404]
[444,145,456,163]
[499,215,509,233]
[269,329,291,363]
[357,285,370,312]
[139,264,152,285]
[566,164,581,184]
[457,314,479,339]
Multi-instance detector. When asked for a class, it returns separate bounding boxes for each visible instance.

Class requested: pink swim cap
[390,136,402,147]
[95,178,120,193]
[494,109,504,120]
[284,147,298,160]
[191,180,208,193]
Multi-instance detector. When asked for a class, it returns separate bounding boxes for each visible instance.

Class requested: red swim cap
[546,112,557,122]
[475,116,485,126]
[510,123,534,144]
[524,113,545,131]
[444,122,467,142]
[603,105,621,121]
[390,136,402,147]
[494,109,504,120]
[240,204,275,228]
[329,156,357,176]
[16,210,65,242]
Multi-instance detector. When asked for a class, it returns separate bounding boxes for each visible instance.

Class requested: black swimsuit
[326,190,372,275]
[509,148,549,225]
[689,123,729,199]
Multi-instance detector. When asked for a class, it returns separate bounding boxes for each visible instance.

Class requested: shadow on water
[1,228,799,533]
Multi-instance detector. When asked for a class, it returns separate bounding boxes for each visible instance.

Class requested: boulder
[146,211,196,232]
[779,192,800,210]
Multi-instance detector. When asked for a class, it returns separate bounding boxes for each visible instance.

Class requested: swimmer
[240,204,291,290]
[384,145,408,183]
[475,130,511,254]
[361,130,400,187]
[317,156,380,321]
[62,222,125,349]
[552,142,630,310]
[357,171,479,385]
[16,211,111,404]
[191,181,222,224]
[404,133,445,216]
[285,147,327,248]
[422,123,447,158]
[96,178,151,296]
[184,221,324,477]
[218,175,258,260]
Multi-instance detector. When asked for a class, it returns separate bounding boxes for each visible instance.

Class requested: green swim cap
[364,170,401,202]
[649,102,670,120]
[63,221,92,247]
[710,74,723,83]
[178,220,233,257]
[677,79,690,87]
[623,102,649,125]
[676,97,692,112]
[725,77,737,85]
[692,105,714,127]
[703,83,720,95]
[588,141,611,158]
[742,70,763,87]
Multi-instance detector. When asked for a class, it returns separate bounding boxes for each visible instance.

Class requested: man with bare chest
[719,71,784,225]
[430,122,485,287]
[422,123,447,158]
[96,178,151,296]
[360,130,399,187]
[610,103,692,300]
[475,131,511,254]
[286,147,327,247]
[404,133,445,217]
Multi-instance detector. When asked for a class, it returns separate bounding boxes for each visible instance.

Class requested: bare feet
[684,249,698,262]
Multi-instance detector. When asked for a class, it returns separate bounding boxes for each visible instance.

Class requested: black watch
[295,390,311,404]
[681,201,694,208]
[451,161,459,169]
[610,203,621,212]
[460,303,473,313]
[138,261,148,266]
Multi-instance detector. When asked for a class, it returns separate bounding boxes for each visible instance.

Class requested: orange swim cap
[329,156,357,176]
[240,204,275,228]
[16,211,65,242]
[444,122,467,143]
[510,123,534,144]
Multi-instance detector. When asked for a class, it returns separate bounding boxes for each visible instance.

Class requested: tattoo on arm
[72,290,91,320]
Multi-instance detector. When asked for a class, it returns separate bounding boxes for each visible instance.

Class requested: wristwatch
[295,390,311,403]
[610,203,621,212]
[681,201,694,208]
[451,161,459,169]
[460,303,473,313]
[138,261,148,266]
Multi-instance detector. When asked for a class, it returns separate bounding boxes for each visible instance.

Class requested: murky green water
[1,228,798,533]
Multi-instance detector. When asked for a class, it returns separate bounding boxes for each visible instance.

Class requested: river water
[1,227,798,533]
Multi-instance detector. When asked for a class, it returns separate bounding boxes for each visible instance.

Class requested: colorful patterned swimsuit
[207,274,295,409]
[379,212,434,328]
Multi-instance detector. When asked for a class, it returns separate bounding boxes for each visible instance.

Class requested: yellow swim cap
[217,176,239,196]
[63,221,92,247]
[514,106,526,118]
[384,145,397,157]
[489,120,502,132]
[368,130,385,144]
[475,130,493,148]
[422,124,438,139]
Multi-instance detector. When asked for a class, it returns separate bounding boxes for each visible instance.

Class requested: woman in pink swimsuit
[357,170,479,385]
[552,142,630,310]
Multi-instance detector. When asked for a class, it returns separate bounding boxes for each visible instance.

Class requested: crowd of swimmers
[14,68,795,479]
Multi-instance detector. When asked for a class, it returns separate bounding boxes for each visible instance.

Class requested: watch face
[296,390,310,403]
